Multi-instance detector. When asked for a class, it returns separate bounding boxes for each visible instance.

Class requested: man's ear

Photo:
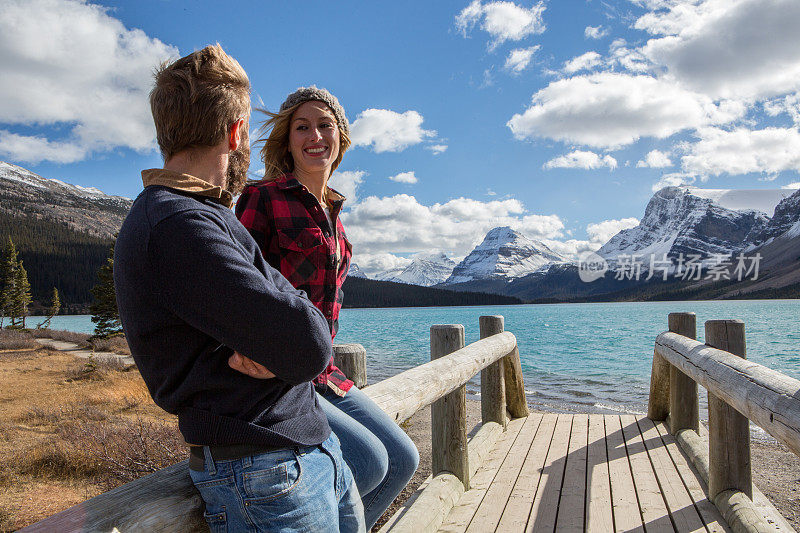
[229,119,245,151]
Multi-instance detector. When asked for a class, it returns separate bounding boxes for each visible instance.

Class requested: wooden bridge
[22,313,799,532]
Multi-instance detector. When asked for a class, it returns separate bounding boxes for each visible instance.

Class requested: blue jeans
[318,386,420,529]
[189,432,365,532]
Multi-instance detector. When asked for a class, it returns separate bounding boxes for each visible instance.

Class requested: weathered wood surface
[673,426,793,533]
[431,325,470,489]
[706,320,752,500]
[648,348,671,420]
[655,331,800,457]
[333,343,368,388]
[668,312,700,433]
[427,413,739,532]
[503,345,530,419]
[364,331,518,424]
[383,421,503,533]
[19,461,206,533]
[479,316,507,428]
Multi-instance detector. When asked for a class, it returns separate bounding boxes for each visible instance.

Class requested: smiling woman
[235,86,419,529]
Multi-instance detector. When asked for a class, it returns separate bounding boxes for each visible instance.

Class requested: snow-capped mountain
[347,263,368,279]
[379,252,455,287]
[596,186,793,263]
[0,161,131,238]
[445,226,566,284]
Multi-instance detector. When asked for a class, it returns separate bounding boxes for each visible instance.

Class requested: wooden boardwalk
[438,413,730,533]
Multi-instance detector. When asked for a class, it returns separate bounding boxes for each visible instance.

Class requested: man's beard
[226,127,250,195]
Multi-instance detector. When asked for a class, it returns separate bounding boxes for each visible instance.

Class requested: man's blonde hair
[257,102,351,181]
[150,44,250,160]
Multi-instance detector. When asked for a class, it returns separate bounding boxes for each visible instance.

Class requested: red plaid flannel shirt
[236,174,353,395]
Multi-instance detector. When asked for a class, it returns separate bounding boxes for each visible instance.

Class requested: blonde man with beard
[114,44,364,532]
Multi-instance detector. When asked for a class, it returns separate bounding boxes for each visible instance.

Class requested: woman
[235,86,419,529]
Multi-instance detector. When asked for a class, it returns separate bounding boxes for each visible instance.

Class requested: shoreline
[379,399,800,532]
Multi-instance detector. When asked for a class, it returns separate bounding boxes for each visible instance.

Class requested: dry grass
[0,329,37,350]
[90,335,130,355]
[0,347,182,530]
[29,328,90,345]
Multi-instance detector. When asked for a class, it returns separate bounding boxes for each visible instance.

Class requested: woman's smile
[289,101,340,179]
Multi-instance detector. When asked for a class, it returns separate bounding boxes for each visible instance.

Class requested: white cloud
[504,46,540,74]
[389,171,418,184]
[350,109,436,153]
[680,127,800,178]
[455,0,546,50]
[782,182,800,189]
[426,144,448,154]
[507,72,744,149]
[637,0,800,100]
[544,150,617,170]
[0,130,87,164]
[584,25,609,39]
[764,93,800,125]
[0,0,178,163]
[652,172,697,192]
[341,194,564,256]
[636,149,673,168]
[541,238,599,260]
[351,252,411,277]
[563,51,602,74]
[329,170,366,202]
[608,38,651,73]
[586,217,640,244]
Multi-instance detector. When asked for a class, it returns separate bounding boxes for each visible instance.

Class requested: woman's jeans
[318,385,420,529]
[189,432,365,533]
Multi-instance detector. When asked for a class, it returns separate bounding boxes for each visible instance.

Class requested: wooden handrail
[654,330,800,457]
[22,327,521,533]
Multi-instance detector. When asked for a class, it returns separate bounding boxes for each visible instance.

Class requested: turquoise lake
[27,300,800,418]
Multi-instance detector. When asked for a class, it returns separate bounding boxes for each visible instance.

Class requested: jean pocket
[202,510,227,533]
[242,452,302,502]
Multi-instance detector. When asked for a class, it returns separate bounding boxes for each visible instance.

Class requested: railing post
[479,316,507,429]
[705,319,752,500]
[431,324,469,490]
[333,343,367,388]
[648,345,671,421]
[669,312,699,434]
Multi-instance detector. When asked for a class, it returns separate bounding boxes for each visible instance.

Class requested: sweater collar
[142,169,233,208]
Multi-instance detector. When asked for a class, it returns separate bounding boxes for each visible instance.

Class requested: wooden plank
[555,414,588,533]
[439,416,531,533]
[586,415,613,533]
[464,413,547,532]
[479,316,507,428]
[620,414,673,532]
[636,417,706,533]
[605,415,645,533]
[653,421,730,533]
[525,414,573,532]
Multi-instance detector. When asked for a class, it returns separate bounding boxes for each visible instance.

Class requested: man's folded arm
[147,210,332,384]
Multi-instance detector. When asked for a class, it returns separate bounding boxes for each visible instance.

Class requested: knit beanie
[279,86,350,136]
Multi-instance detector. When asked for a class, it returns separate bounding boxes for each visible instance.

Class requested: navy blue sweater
[114,185,332,447]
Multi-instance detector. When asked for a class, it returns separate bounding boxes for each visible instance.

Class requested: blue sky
[2,0,800,274]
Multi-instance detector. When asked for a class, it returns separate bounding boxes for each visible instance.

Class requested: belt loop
[203,446,217,475]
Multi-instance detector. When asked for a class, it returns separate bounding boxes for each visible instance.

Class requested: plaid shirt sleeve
[236,181,354,396]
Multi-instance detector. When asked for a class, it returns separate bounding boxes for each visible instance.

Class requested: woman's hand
[228,352,276,379]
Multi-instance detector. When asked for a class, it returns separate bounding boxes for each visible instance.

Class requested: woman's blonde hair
[257,101,352,182]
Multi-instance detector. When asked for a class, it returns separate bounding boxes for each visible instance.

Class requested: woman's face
[288,101,340,179]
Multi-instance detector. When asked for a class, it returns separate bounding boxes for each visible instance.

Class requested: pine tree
[7,260,31,328]
[0,237,18,328]
[90,242,122,338]
[38,287,61,329]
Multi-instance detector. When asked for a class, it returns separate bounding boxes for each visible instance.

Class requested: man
[114,44,364,532]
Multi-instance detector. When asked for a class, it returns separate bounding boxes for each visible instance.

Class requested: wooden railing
[648,312,800,532]
[22,315,527,532]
